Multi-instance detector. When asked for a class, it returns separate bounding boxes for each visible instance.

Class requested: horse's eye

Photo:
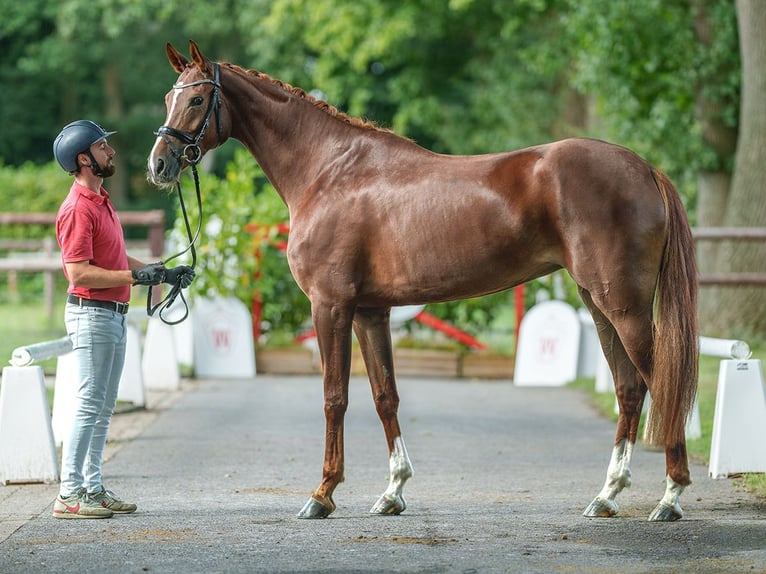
[190,96,204,106]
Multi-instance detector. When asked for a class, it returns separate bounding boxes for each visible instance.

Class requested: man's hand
[131,262,166,286]
[163,265,195,288]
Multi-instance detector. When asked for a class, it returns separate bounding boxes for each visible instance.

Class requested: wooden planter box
[256,346,514,380]
[393,348,461,377]
[460,353,514,380]
[255,347,318,374]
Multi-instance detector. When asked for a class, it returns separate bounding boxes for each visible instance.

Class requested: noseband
[155,63,222,165]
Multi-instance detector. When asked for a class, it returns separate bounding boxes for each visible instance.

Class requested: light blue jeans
[59,303,127,496]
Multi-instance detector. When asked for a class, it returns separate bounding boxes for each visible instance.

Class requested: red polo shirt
[56,182,130,303]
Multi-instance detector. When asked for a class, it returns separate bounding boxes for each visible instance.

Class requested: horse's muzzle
[147,146,180,187]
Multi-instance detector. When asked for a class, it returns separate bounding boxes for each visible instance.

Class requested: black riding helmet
[53,120,117,174]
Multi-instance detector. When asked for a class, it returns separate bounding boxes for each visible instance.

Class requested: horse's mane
[221,63,391,133]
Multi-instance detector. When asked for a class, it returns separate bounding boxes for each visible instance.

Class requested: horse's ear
[189,40,213,75]
[166,43,189,73]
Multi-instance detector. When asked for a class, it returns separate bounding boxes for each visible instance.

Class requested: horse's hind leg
[353,307,414,515]
[580,289,649,518]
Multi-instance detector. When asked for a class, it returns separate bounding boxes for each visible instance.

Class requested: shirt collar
[71,181,110,205]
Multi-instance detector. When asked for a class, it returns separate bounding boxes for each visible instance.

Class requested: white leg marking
[595,439,634,502]
[385,436,414,497]
[658,475,685,507]
[647,474,686,521]
[370,436,414,514]
[584,439,635,517]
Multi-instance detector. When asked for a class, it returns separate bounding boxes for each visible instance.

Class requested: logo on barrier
[539,337,558,358]
[206,312,236,354]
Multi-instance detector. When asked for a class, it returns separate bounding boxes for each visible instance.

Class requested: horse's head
[147,41,229,187]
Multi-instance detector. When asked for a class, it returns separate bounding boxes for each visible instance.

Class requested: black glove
[131,262,166,286]
[163,265,195,288]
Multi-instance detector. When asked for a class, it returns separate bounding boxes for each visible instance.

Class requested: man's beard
[96,161,116,178]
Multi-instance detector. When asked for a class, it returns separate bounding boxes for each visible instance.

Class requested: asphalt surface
[0,375,764,574]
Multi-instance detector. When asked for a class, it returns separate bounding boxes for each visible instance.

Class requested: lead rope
[146,162,202,325]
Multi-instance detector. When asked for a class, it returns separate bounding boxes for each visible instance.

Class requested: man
[51,120,194,519]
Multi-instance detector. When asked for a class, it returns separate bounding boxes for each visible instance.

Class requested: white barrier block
[51,352,78,446]
[709,359,766,478]
[514,300,581,386]
[193,296,256,379]
[595,352,613,393]
[142,317,180,391]
[577,309,600,379]
[155,296,194,367]
[0,366,59,484]
[118,322,145,406]
[639,394,701,441]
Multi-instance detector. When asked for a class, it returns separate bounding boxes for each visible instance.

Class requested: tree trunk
[691,1,738,273]
[701,0,766,339]
[104,62,128,207]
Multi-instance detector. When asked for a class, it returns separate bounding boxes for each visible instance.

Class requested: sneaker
[88,487,137,514]
[53,490,113,519]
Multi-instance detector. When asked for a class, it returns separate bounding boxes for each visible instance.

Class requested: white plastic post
[0,366,59,484]
[709,359,766,478]
[639,394,701,441]
[595,352,613,393]
[50,352,78,446]
[142,317,180,390]
[117,321,145,406]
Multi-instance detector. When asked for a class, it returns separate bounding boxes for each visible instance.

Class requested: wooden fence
[0,211,165,321]
[693,227,766,285]
[0,216,763,323]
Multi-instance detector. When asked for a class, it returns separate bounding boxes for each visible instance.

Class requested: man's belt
[67,295,129,315]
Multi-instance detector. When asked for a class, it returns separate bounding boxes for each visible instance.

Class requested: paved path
[1,376,764,573]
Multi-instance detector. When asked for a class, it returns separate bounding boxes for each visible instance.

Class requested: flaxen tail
[645,168,699,447]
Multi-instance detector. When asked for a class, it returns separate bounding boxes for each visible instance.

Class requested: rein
[149,63,222,325]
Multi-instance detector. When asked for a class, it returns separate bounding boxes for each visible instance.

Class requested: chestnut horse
[148,42,698,522]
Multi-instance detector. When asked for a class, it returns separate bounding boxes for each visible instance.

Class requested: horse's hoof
[648,502,683,522]
[583,497,618,518]
[297,496,334,519]
[370,493,406,515]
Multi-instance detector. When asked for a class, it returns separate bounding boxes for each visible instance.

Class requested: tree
[699,0,766,339]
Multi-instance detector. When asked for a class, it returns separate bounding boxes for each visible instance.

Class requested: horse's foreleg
[297,302,354,519]
[353,308,414,515]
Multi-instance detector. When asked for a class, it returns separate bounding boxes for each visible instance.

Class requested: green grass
[0,300,68,374]
[571,345,766,501]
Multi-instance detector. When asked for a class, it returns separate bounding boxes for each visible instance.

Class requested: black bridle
[156,63,223,166]
[149,63,222,325]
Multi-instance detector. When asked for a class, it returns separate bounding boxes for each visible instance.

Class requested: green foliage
[0,160,71,238]
[170,149,310,337]
[560,0,740,212]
